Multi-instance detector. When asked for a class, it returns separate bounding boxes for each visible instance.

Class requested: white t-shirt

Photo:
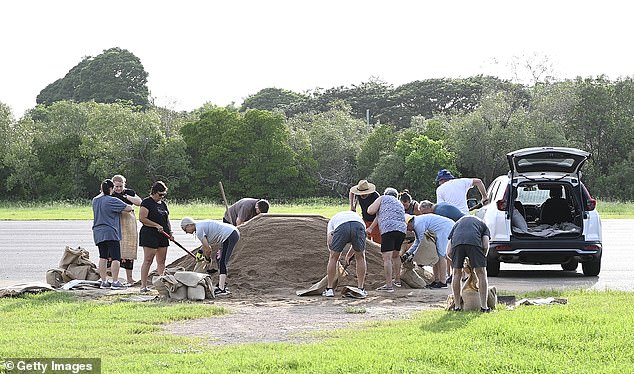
[436,178,474,215]
[327,211,364,234]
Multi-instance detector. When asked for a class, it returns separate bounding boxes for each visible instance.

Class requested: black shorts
[451,244,487,269]
[139,226,170,248]
[120,259,134,270]
[97,240,121,261]
[380,231,406,253]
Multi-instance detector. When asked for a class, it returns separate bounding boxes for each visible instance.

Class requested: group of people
[325,169,492,312]
[91,168,492,311]
[90,176,269,296]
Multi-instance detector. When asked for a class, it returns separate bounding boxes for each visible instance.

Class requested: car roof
[506,147,590,174]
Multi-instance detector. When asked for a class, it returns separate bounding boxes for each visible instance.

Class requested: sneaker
[480,307,491,313]
[99,280,112,289]
[446,275,453,284]
[376,284,394,293]
[426,281,438,289]
[214,287,231,297]
[322,288,334,297]
[430,282,448,289]
[393,280,402,287]
[110,281,127,290]
[359,288,368,298]
[140,287,151,293]
[452,307,462,312]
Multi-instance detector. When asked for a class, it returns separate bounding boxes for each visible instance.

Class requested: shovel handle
[161,231,197,259]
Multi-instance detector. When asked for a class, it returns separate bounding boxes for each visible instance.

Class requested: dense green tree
[240,87,307,115]
[356,124,397,179]
[286,104,371,196]
[36,47,150,109]
[181,108,316,200]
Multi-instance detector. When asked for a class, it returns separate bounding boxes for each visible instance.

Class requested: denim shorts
[331,221,366,252]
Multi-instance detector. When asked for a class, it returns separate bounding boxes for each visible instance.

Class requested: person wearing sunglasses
[138,181,172,292]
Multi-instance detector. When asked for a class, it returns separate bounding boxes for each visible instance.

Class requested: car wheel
[582,259,601,276]
[561,259,579,271]
[487,257,500,277]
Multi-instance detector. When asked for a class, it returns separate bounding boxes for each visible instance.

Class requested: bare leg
[326,250,341,288]
[140,247,156,289]
[451,268,463,309]
[218,274,227,289]
[125,268,135,284]
[381,252,393,287]
[354,250,367,289]
[155,247,168,276]
[110,260,121,283]
[391,251,401,284]
[475,267,488,309]
[98,258,108,282]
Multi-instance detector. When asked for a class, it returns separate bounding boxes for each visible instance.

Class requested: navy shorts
[380,231,406,253]
[97,240,121,261]
[451,244,487,269]
[331,221,366,252]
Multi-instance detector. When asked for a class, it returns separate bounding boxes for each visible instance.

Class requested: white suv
[474,147,603,276]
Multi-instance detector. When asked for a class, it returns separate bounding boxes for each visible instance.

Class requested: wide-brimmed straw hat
[350,179,376,195]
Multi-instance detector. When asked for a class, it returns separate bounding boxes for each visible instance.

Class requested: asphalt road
[0,219,632,292]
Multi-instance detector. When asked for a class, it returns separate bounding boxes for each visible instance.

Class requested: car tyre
[561,259,579,271]
[582,259,601,276]
[487,257,500,277]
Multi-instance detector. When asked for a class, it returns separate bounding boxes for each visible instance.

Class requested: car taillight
[496,199,507,211]
[586,197,596,211]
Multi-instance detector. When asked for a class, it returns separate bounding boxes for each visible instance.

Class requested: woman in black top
[139,181,172,292]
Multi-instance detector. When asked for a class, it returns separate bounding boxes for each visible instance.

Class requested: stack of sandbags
[153,271,215,301]
[46,246,100,288]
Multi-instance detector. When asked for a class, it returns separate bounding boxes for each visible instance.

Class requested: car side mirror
[467,198,479,210]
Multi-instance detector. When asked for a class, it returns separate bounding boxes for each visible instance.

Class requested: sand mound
[167,213,389,293]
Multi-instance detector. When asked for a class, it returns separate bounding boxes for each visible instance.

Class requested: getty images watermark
[1,358,101,373]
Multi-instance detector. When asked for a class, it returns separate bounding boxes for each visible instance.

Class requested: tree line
[1,48,633,202]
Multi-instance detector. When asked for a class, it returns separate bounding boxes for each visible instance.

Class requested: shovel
[162,231,197,259]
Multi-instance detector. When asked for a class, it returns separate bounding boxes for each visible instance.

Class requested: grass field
[0,199,632,220]
[0,290,633,373]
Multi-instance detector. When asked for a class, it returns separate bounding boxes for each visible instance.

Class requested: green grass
[0,199,631,220]
[1,290,633,373]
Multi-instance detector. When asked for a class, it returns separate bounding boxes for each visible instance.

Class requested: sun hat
[404,214,415,224]
[435,169,455,182]
[350,179,376,195]
[180,216,196,229]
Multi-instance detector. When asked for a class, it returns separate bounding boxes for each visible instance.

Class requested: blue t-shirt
[92,194,129,244]
[434,202,465,222]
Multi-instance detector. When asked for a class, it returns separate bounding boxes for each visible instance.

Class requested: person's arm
[365,217,378,235]
[349,191,357,211]
[126,193,142,206]
[446,239,453,258]
[200,236,213,258]
[139,206,164,232]
[482,235,490,256]
[366,196,382,215]
[122,204,133,212]
[408,229,420,255]
[472,178,489,205]
[326,231,333,249]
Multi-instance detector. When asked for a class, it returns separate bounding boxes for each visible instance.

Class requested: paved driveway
[0,219,632,293]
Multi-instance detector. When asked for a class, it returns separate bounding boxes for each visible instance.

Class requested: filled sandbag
[413,231,439,267]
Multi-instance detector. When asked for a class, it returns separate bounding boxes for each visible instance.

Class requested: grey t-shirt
[223,198,258,225]
[448,215,490,248]
[195,219,239,245]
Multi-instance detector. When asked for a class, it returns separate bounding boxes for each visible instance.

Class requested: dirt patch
[163,289,448,345]
[159,214,449,344]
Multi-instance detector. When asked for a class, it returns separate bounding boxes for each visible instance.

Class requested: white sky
[2,0,633,118]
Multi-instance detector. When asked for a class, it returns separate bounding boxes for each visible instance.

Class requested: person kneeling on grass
[180,217,239,296]
[323,210,368,298]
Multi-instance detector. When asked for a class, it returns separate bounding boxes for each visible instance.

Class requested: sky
[2,0,633,118]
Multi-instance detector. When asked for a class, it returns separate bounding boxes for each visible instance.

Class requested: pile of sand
[167,213,390,293]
